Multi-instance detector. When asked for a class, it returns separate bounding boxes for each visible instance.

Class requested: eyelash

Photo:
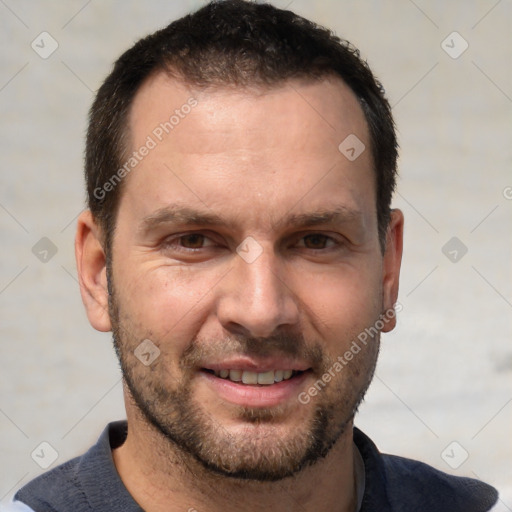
[167,233,218,251]
[162,232,342,253]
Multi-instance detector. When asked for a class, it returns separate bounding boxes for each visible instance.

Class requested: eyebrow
[273,207,363,230]
[138,204,363,235]
[139,206,226,235]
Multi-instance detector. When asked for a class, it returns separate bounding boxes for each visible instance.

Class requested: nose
[216,246,300,338]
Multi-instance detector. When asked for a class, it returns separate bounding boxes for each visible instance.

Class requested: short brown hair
[85,0,398,252]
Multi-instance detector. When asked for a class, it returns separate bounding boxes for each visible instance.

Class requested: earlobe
[381,208,404,333]
[75,210,112,332]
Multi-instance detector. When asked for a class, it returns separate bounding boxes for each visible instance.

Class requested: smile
[203,368,303,385]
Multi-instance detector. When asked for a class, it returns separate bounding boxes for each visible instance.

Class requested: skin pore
[75,73,403,511]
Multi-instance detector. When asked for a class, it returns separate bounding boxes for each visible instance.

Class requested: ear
[381,208,404,333]
[75,210,111,332]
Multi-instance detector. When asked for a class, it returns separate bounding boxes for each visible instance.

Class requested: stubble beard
[107,266,380,482]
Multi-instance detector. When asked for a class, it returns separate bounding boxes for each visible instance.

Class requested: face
[89,73,402,481]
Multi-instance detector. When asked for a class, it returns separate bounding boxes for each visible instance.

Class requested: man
[10,1,498,510]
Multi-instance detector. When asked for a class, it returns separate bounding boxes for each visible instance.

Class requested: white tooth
[257,370,275,385]
[274,370,284,382]
[219,369,229,378]
[242,371,258,384]
[229,369,242,382]
[283,370,293,380]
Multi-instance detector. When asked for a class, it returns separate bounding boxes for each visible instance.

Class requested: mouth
[198,364,312,408]
[201,368,306,385]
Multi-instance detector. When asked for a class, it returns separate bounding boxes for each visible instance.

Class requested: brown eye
[302,234,330,249]
[180,234,206,248]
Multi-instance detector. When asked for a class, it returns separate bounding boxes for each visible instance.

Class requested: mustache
[180,330,325,370]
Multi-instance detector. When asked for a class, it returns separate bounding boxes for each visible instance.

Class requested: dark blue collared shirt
[13,421,498,511]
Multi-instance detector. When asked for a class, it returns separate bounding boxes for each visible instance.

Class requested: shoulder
[381,453,498,511]
[14,454,89,511]
[353,427,498,512]
[14,421,130,512]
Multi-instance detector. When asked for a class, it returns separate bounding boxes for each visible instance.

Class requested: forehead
[120,71,374,233]
[128,71,369,154]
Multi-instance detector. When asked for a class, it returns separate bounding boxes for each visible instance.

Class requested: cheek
[114,263,221,348]
[294,263,383,340]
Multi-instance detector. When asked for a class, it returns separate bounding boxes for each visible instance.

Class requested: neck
[113,401,357,512]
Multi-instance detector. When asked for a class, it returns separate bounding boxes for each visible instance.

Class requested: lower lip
[199,371,310,408]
